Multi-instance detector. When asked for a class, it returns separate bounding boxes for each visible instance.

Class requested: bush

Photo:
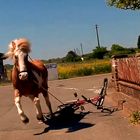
[92,46,108,59]
[58,67,93,79]
[130,111,140,125]
[110,44,136,56]
[64,51,81,62]
[93,64,111,74]
[58,73,70,79]
[58,60,111,79]
[75,67,93,76]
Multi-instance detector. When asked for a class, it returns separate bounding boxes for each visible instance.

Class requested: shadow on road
[34,111,94,135]
[33,103,119,135]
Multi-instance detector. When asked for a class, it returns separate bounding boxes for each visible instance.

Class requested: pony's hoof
[36,115,43,121]
[22,117,29,124]
[37,115,49,124]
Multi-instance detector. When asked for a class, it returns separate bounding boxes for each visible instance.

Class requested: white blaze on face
[32,70,43,88]
[15,49,28,80]
[16,50,27,72]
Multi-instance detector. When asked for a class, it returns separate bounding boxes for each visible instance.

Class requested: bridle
[13,50,29,75]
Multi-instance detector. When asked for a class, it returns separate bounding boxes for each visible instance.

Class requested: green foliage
[75,67,93,76]
[107,0,140,10]
[94,64,111,74]
[111,44,124,51]
[4,64,13,70]
[59,67,93,79]
[92,46,108,59]
[58,73,69,79]
[84,53,95,60]
[64,50,81,62]
[135,48,140,53]
[58,67,94,79]
[111,44,125,55]
[130,111,140,124]
[42,44,136,64]
[58,61,111,79]
[110,44,135,56]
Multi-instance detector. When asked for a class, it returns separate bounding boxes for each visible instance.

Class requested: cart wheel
[96,97,105,107]
[80,105,85,111]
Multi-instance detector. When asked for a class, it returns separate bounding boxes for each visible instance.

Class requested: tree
[137,35,140,49]
[107,0,140,10]
[110,44,135,55]
[111,44,125,52]
[92,46,108,59]
[65,50,80,62]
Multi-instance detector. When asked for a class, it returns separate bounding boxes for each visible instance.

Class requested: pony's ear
[12,41,16,49]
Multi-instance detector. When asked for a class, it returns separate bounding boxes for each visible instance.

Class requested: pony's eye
[24,55,28,61]
[15,55,18,60]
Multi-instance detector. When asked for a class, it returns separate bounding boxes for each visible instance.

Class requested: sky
[0,0,140,62]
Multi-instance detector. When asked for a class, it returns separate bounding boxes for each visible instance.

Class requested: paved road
[0,74,140,140]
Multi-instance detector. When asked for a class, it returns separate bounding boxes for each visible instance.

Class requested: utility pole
[95,24,101,48]
[80,43,84,61]
[80,43,84,56]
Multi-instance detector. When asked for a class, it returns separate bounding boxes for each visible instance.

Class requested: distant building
[45,63,58,80]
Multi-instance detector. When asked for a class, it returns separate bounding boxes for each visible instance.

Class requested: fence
[112,54,140,100]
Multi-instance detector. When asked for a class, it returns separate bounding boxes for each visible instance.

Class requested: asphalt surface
[0,74,140,140]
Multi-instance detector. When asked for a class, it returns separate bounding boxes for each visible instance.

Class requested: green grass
[0,80,11,86]
[58,59,111,79]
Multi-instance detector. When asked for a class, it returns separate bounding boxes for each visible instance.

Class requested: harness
[14,52,65,105]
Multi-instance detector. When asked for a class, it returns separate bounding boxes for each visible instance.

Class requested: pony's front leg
[14,89,29,124]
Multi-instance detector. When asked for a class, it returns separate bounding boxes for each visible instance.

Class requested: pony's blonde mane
[6,38,31,59]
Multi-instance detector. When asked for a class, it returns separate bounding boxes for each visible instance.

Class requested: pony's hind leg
[29,95,43,121]
[42,92,53,116]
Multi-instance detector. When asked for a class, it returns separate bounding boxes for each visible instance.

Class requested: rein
[28,55,33,62]
[28,55,65,105]
[33,78,65,105]
[14,54,64,105]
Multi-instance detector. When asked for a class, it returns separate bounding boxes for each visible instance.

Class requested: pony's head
[4,38,31,80]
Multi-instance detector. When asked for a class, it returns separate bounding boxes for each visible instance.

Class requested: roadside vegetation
[107,0,140,10]
[42,43,138,79]
[58,59,111,79]
[3,43,140,80]
[130,111,140,125]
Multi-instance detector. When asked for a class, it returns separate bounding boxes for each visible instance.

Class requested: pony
[1,38,53,124]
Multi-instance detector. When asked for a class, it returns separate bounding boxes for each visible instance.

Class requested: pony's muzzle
[19,72,28,80]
